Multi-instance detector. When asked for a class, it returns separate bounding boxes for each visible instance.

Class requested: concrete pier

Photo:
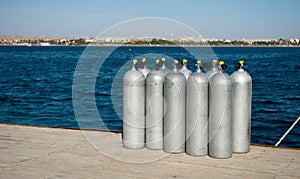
[0,124,299,178]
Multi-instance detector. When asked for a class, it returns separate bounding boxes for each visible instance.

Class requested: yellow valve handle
[142,58,146,62]
[161,57,166,62]
[197,60,201,64]
[219,61,225,65]
[156,59,160,64]
[183,59,188,63]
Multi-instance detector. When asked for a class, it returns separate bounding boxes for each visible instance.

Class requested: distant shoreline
[1,35,298,47]
[0,44,299,48]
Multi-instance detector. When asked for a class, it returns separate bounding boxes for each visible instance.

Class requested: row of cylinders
[123,58,252,159]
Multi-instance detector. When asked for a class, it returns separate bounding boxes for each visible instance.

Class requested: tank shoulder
[179,68,192,78]
[124,70,145,81]
[206,68,218,74]
[165,71,186,81]
[160,68,171,75]
[210,72,231,83]
[231,70,252,82]
[138,68,151,77]
[147,70,165,80]
[206,69,218,80]
[189,72,208,83]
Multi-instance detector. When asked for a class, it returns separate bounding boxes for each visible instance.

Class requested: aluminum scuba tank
[123,59,146,149]
[231,60,252,153]
[139,58,151,77]
[179,59,192,79]
[208,61,232,158]
[146,59,166,150]
[206,59,218,80]
[186,60,209,156]
[163,60,186,153]
[207,59,219,143]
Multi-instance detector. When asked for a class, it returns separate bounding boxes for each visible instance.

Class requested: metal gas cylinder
[163,60,186,153]
[123,59,146,149]
[146,59,166,150]
[186,60,209,156]
[231,60,252,153]
[179,59,192,79]
[208,60,232,159]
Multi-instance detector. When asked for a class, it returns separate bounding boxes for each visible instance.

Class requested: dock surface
[0,124,299,179]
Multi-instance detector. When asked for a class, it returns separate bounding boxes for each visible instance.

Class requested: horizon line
[0,34,299,41]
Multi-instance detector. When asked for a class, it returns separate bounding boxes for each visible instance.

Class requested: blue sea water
[0,46,299,147]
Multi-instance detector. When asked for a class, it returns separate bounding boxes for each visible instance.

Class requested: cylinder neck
[173,65,178,72]
[235,60,245,71]
[173,61,178,72]
[218,61,227,72]
[131,62,137,70]
[218,65,224,73]
[182,63,187,70]
[211,59,218,70]
[162,62,167,69]
[155,61,160,70]
[212,65,217,70]
[141,58,147,69]
[161,58,166,69]
[196,63,201,73]
[239,63,244,70]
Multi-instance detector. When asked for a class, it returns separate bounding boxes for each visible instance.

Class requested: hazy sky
[0,0,299,39]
